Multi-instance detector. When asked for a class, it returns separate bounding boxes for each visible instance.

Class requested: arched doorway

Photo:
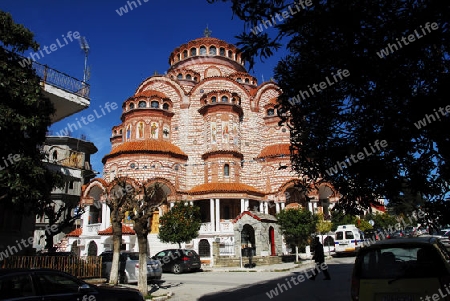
[87,241,97,256]
[71,241,80,256]
[269,227,276,256]
[241,224,255,249]
[285,187,308,209]
[198,239,210,257]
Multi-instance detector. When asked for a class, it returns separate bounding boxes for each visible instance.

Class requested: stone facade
[74,35,340,264]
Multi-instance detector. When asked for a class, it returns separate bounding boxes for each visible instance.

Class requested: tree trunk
[137,233,149,296]
[109,220,122,285]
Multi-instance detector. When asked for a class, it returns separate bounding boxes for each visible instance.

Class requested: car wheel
[172,264,183,274]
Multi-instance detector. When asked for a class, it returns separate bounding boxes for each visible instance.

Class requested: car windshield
[358,245,447,279]
[126,253,140,260]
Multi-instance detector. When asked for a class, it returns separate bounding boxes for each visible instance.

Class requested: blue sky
[1,0,285,174]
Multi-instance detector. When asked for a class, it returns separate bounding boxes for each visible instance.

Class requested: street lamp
[238,224,243,269]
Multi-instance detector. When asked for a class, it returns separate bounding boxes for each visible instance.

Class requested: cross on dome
[203,25,212,37]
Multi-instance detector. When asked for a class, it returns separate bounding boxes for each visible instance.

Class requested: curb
[147,291,173,301]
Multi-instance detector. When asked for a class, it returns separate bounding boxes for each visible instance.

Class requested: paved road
[148,256,355,301]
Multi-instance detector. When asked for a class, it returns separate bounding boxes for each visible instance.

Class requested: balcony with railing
[32,60,91,123]
[199,221,234,233]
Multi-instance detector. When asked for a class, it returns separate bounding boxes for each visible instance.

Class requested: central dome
[168,36,246,73]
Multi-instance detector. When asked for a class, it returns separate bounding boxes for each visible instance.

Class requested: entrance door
[269,227,276,256]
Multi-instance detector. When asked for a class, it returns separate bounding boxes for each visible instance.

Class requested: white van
[334,224,365,255]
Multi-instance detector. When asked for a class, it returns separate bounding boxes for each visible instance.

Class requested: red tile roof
[134,90,167,98]
[66,228,82,237]
[98,225,135,235]
[257,144,291,159]
[233,211,261,222]
[103,140,188,162]
[188,182,263,195]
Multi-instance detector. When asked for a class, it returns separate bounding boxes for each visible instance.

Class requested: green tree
[276,208,317,260]
[315,212,332,242]
[207,0,450,214]
[365,212,397,230]
[357,219,373,232]
[0,10,62,214]
[158,201,202,249]
[330,210,357,231]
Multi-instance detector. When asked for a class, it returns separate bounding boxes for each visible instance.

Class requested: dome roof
[102,140,188,163]
[257,143,291,159]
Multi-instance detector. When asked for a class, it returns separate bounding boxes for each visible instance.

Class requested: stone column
[281,202,285,210]
[241,199,245,213]
[244,199,249,210]
[83,205,90,228]
[210,199,215,232]
[264,201,269,214]
[170,202,174,209]
[212,240,220,267]
[275,202,280,213]
[189,201,193,206]
[259,202,263,212]
[215,199,220,232]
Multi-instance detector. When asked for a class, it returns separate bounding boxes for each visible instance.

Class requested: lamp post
[238,224,243,269]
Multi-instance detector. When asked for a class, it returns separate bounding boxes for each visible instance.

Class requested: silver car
[100,251,162,284]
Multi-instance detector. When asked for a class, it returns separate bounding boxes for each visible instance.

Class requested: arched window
[186,74,192,80]
[219,48,225,56]
[183,50,188,58]
[119,129,123,134]
[209,46,217,55]
[177,74,183,80]
[151,101,159,108]
[126,126,131,140]
[267,108,275,116]
[221,96,228,102]
[211,96,217,103]
[228,50,233,58]
[224,164,230,176]
[129,103,135,109]
[177,53,181,61]
[245,78,250,83]
[138,101,146,108]
[199,46,207,55]
[236,78,242,83]
[198,239,210,257]
[190,48,197,56]
[193,77,198,82]
[163,103,169,110]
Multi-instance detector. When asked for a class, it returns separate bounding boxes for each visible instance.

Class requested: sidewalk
[201,252,334,272]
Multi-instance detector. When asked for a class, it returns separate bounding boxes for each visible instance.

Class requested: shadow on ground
[197,263,353,301]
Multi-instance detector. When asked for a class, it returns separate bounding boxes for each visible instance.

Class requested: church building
[68,31,339,265]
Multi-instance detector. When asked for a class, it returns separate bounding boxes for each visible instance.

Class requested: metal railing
[33,61,90,99]
[8,49,90,99]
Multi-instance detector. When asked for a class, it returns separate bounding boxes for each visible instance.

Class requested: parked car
[389,230,405,239]
[438,229,450,251]
[99,251,161,284]
[404,226,417,237]
[351,237,450,301]
[0,268,144,300]
[152,249,201,274]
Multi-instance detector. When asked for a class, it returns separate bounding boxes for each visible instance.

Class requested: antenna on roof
[79,36,90,83]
